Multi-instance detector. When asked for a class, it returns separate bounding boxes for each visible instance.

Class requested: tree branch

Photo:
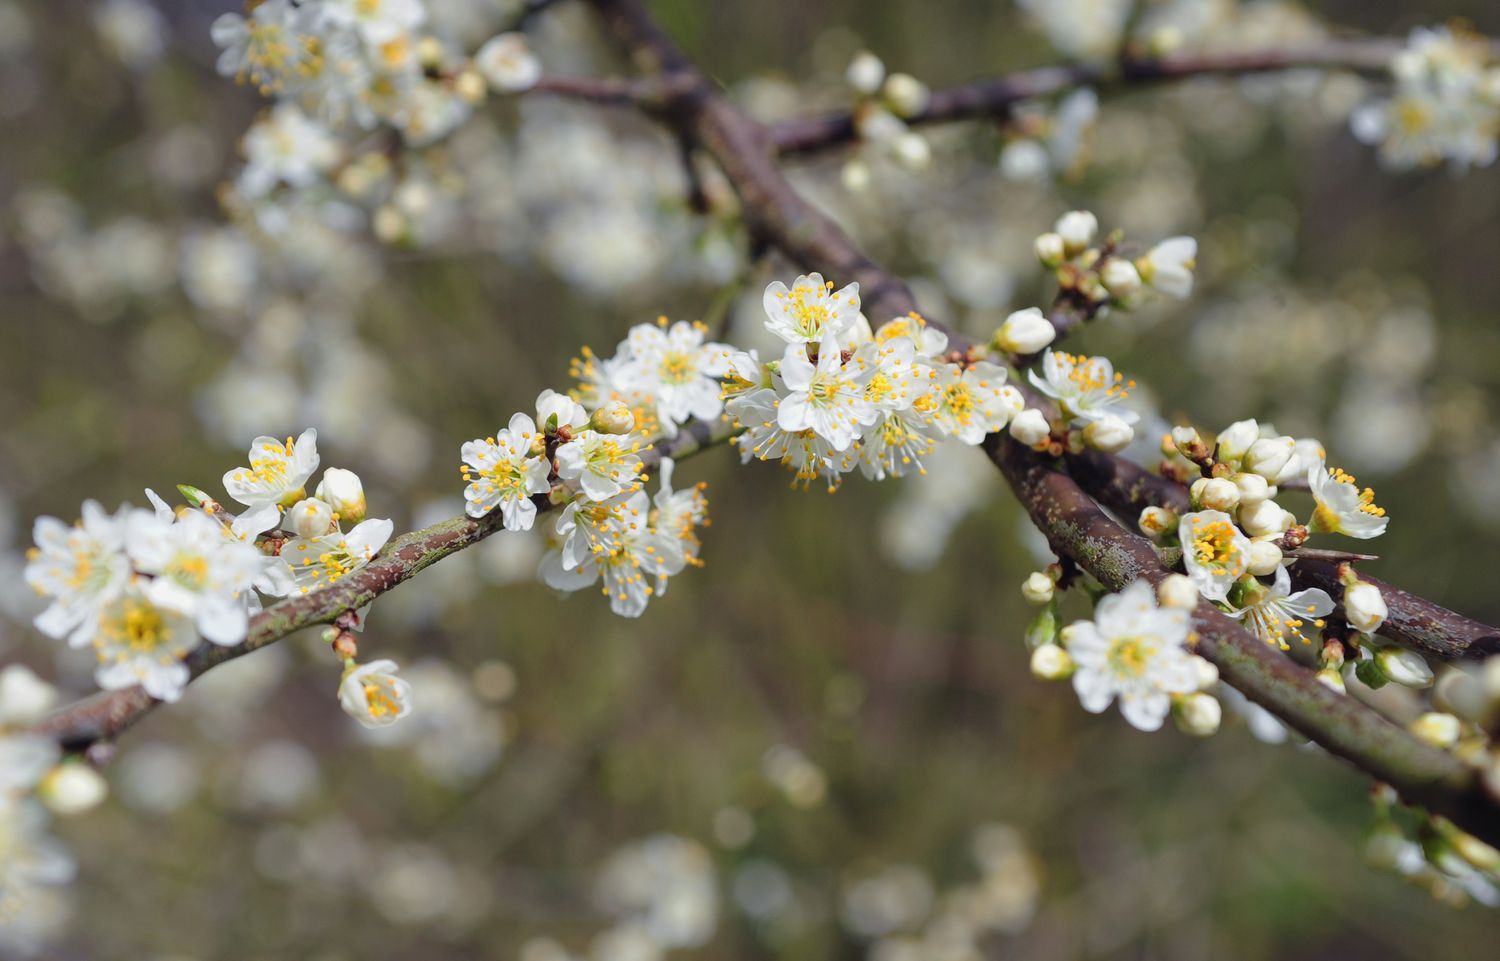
[770,38,1403,156]
[579,0,1500,839]
[1066,448,1500,660]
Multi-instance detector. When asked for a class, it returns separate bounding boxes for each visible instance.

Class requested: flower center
[1108,636,1154,678]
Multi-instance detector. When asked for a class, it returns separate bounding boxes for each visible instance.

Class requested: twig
[769,39,1403,156]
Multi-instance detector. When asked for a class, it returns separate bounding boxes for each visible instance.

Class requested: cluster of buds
[840,50,935,187]
[1033,210,1198,306]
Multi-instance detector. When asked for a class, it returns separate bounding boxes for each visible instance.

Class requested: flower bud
[1139,506,1177,539]
[993,307,1056,355]
[1242,436,1295,480]
[1408,712,1460,748]
[890,131,931,170]
[287,497,337,538]
[1231,471,1270,506]
[1030,644,1074,680]
[1021,571,1054,606]
[1238,498,1285,538]
[454,67,487,105]
[1216,419,1259,463]
[882,72,930,117]
[1173,693,1221,737]
[846,51,885,95]
[1054,210,1098,256]
[0,665,58,726]
[1169,425,1201,455]
[39,763,108,816]
[1158,572,1199,609]
[1247,540,1283,577]
[1315,667,1346,694]
[1008,408,1051,446]
[1190,655,1219,691]
[475,32,540,93]
[1343,580,1387,635]
[315,468,366,525]
[373,205,406,244]
[841,158,871,193]
[1452,832,1500,873]
[1194,477,1240,512]
[1034,232,1065,267]
[1100,257,1142,298]
[1375,647,1432,689]
[1082,415,1133,453]
[590,400,636,435]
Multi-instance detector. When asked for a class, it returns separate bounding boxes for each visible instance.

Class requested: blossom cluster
[23,429,397,709]
[1352,26,1500,172]
[211,0,541,207]
[460,365,713,618]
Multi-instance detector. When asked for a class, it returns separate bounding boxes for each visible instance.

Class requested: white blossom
[461,414,551,527]
[1064,579,1199,731]
[222,428,320,509]
[338,658,413,728]
[1179,509,1249,602]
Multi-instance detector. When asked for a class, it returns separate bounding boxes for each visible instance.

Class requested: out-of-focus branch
[993,435,1500,846]
[579,0,1500,838]
[770,38,1403,156]
[30,417,741,752]
[1066,448,1500,660]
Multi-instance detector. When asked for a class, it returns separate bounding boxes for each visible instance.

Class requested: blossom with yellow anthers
[776,335,878,452]
[1062,580,1200,732]
[619,319,732,432]
[1178,509,1250,603]
[763,273,862,345]
[282,518,394,594]
[923,361,1021,445]
[91,589,197,702]
[210,0,327,97]
[23,500,132,649]
[874,311,949,358]
[461,413,552,528]
[1027,350,1139,426]
[540,490,686,618]
[223,428,320,510]
[1307,461,1389,540]
[125,507,269,647]
[338,659,413,729]
[1227,567,1335,651]
[556,430,645,503]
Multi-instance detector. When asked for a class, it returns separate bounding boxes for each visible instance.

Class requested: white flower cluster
[23,429,392,702]
[729,274,1024,490]
[461,334,717,617]
[211,0,541,196]
[1034,210,1198,303]
[839,51,936,188]
[1352,26,1500,171]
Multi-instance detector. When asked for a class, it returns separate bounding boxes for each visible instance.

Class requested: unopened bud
[1030,643,1074,680]
[846,51,885,94]
[1238,498,1285,538]
[1315,667,1346,694]
[315,468,366,525]
[1034,232,1066,268]
[1216,419,1259,463]
[373,205,407,244]
[1054,210,1097,256]
[1376,647,1433,689]
[1194,477,1240,512]
[1243,436,1295,481]
[1408,712,1461,748]
[1082,415,1133,453]
[1021,571,1055,606]
[1343,580,1388,635]
[890,131,931,170]
[993,307,1056,355]
[1190,655,1219,691]
[455,67,487,105]
[591,400,636,435]
[1247,540,1283,577]
[882,72,930,117]
[1139,505,1177,539]
[1008,408,1051,446]
[287,497,337,538]
[841,158,871,193]
[1158,572,1199,609]
[1169,425,1201,457]
[1100,257,1142,298]
[1173,693,1221,737]
[0,665,58,726]
[39,763,108,816]
[1231,471,1270,506]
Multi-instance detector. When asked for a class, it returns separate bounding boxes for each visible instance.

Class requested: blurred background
[3,0,1500,958]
